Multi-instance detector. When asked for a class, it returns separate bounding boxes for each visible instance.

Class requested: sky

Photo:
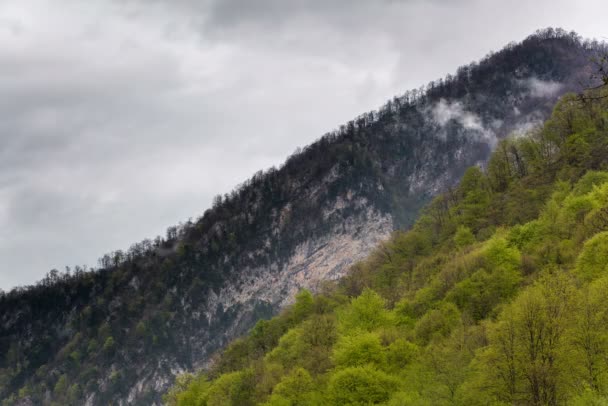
[0,0,606,290]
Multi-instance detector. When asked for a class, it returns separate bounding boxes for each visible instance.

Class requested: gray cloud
[0,0,607,289]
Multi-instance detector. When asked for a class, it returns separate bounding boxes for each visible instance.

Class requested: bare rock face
[206,204,393,332]
[0,30,603,405]
[111,200,394,406]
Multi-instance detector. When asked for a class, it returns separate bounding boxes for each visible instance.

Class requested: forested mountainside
[0,29,605,405]
[165,71,608,405]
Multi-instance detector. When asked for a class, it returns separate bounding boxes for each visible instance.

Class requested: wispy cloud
[522,77,564,98]
[430,99,497,146]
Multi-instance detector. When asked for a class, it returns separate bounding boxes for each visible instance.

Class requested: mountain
[165,64,608,405]
[0,28,604,405]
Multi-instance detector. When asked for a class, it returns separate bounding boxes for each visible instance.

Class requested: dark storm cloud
[0,0,606,289]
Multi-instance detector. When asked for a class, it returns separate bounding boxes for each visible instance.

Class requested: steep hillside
[0,28,604,405]
[165,72,608,405]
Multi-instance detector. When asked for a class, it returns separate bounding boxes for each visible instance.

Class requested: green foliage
[264,367,315,406]
[265,328,305,367]
[573,171,608,196]
[414,303,460,345]
[102,336,115,353]
[508,220,543,250]
[332,332,386,368]
[386,391,432,406]
[206,369,255,406]
[454,167,491,232]
[327,366,399,405]
[483,236,521,271]
[163,373,196,406]
[67,384,81,404]
[338,289,394,333]
[446,236,523,319]
[291,290,314,322]
[453,225,475,248]
[53,375,68,396]
[166,83,608,405]
[474,273,577,404]
[4,31,605,405]
[386,339,418,372]
[570,276,608,394]
[575,232,608,281]
[570,388,608,406]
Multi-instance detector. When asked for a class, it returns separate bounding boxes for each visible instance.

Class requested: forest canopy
[165,84,608,405]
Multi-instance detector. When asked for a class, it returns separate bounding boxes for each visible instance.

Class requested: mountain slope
[166,71,608,406]
[0,28,604,405]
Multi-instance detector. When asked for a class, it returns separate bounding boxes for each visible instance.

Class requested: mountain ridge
[1,28,605,405]
[165,65,608,406]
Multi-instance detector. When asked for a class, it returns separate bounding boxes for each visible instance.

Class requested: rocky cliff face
[1,29,604,405]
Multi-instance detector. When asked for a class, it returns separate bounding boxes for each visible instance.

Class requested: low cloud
[523,77,564,98]
[430,99,497,146]
[510,110,546,138]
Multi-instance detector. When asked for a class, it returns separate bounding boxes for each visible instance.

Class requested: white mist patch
[430,99,497,147]
[432,99,481,129]
[524,77,563,98]
[511,113,545,138]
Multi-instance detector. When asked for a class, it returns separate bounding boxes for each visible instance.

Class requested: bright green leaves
[167,87,608,406]
[206,369,255,406]
[571,277,608,394]
[483,236,521,272]
[265,315,338,375]
[332,332,386,369]
[338,289,394,334]
[263,368,316,406]
[327,366,399,406]
[475,273,577,404]
[454,225,475,248]
[446,237,521,320]
[163,373,211,406]
[386,339,419,372]
[575,232,608,281]
[291,290,314,322]
[265,328,305,368]
[572,171,608,196]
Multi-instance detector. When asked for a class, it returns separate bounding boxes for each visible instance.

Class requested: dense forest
[0,29,605,405]
[165,79,608,404]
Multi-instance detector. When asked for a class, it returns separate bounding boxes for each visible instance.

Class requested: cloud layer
[0,0,606,289]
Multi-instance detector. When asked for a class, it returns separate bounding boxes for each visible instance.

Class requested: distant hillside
[165,66,608,406]
[0,28,605,405]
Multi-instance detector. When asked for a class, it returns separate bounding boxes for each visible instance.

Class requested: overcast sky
[0,0,606,290]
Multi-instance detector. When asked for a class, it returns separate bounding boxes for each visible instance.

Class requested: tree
[206,369,255,406]
[454,225,475,248]
[414,303,460,345]
[571,277,608,394]
[291,290,314,322]
[332,332,386,368]
[327,366,398,405]
[266,368,315,406]
[53,375,68,398]
[338,289,394,333]
[575,232,608,281]
[487,140,515,192]
[478,274,575,405]
[103,336,115,354]
[454,167,491,232]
